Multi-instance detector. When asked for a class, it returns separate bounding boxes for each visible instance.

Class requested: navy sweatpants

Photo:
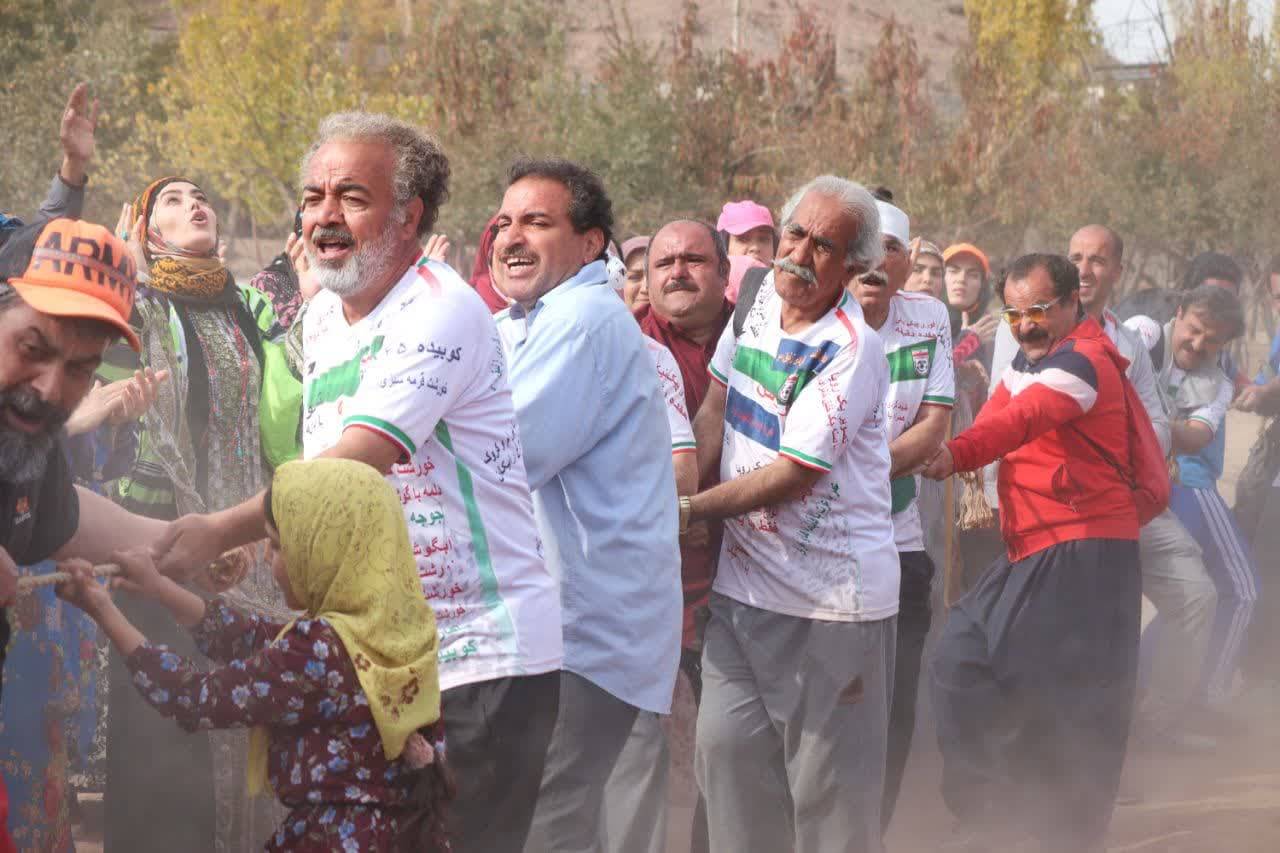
[1169,484,1259,706]
[930,538,1141,852]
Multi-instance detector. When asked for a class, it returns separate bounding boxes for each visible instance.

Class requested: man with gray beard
[0,218,173,695]
[153,112,565,853]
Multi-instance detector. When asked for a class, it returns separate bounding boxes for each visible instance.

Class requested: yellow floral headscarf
[248,458,440,794]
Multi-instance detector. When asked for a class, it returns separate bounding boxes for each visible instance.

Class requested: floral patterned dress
[124,600,448,852]
[0,430,133,852]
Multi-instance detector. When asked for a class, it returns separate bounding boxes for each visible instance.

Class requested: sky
[1094,0,1276,63]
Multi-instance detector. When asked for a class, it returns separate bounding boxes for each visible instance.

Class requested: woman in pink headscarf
[725,254,768,304]
[468,215,512,314]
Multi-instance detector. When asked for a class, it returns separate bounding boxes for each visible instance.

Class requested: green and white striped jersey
[880,291,954,551]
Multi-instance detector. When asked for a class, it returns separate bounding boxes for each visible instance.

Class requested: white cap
[606,254,627,294]
[1123,314,1162,351]
[875,199,910,246]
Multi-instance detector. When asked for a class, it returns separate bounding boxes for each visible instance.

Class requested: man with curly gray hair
[684,175,897,851]
[153,113,565,853]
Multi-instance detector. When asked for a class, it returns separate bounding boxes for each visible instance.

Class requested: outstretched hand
[967,314,1000,347]
[286,232,318,300]
[920,445,955,480]
[114,203,149,274]
[110,547,170,599]
[54,559,114,619]
[425,233,451,263]
[66,368,169,436]
[151,514,227,579]
[59,82,99,184]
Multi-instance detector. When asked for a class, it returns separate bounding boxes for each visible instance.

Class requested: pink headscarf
[726,254,768,304]
[469,214,511,314]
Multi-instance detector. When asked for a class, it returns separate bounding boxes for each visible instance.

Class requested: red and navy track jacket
[948,316,1140,561]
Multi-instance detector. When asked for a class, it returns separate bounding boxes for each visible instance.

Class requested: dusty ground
[661,401,1280,851]
[75,358,1280,853]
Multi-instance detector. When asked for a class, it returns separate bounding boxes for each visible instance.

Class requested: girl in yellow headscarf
[56,459,452,852]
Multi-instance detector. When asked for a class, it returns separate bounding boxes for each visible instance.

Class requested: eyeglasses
[1000,295,1063,326]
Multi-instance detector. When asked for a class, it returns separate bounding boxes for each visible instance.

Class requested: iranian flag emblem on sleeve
[911,347,930,376]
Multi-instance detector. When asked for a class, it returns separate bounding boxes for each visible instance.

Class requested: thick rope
[17,564,121,594]
[15,548,252,597]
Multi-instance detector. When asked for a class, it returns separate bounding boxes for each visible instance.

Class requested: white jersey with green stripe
[301,256,563,692]
[708,278,899,622]
[645,338,695,454]
[880,291,955,551]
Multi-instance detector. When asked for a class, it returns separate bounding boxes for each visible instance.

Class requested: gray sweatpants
[524,671,640,853]
[1136,509,1217,733]
[695,593,895,853]
[600,711,670,853]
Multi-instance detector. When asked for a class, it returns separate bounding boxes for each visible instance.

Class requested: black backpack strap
[1150,332,1165,372]
[733,266,769,338]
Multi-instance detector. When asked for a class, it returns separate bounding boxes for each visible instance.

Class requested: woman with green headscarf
[55,459,451,851]
[103,176,303,852]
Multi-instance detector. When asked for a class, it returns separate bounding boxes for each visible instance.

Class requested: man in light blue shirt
[491,157,682,853]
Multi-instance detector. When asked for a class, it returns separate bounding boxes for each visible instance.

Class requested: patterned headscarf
[133,176,230,301]
[248,458,441,794]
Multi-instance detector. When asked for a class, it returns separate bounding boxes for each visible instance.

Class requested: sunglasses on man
[999,295,1063,326]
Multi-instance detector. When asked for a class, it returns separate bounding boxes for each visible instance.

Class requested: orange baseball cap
[0,218,141,351]
[943,242,990,276]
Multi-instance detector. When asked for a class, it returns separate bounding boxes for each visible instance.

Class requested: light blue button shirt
[494,260,682,713]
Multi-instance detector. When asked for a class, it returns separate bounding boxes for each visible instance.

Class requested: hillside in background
[569,0,967,104]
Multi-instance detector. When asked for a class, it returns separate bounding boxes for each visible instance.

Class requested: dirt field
[75,351,1280,853]
[663,386,1280,851]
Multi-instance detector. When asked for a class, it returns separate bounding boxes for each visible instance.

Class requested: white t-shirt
[708,279,899,622]
[879,292,955,551]
[1164,363,1232,433]
[645,338,695,455]
[301,257,563,691]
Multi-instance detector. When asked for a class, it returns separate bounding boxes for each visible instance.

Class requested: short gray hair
[779,176,883,271]
[300,112,451,237]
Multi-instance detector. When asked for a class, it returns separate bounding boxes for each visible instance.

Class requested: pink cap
[620,236,650,262]
[716,200,775,236]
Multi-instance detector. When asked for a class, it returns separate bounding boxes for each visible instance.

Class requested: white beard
[308,220,402,298]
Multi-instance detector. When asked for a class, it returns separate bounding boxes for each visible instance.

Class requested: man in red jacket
[921,253,1142,853]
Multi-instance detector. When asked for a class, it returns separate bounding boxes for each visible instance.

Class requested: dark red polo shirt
[636,302,732,649]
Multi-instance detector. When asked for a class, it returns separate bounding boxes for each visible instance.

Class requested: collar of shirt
[1102,308,1118,341]
[504,260,609,340]
[637,300,731,356]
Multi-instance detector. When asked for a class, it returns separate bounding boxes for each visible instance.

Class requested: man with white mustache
[851,194,954,833]
[684,175,897,851]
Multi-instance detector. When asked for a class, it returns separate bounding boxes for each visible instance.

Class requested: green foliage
[3,0,1275,298]
[142,0,387,223]
[0,0,170,224]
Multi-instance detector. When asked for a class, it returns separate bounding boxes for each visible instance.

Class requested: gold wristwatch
[678,496,692,535]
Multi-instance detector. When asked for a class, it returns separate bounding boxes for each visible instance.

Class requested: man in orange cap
[0,218,173,852]
[0,218,169,637]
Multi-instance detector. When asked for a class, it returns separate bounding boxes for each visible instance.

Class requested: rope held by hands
[16,564,121,594]
[15,548,252,597]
